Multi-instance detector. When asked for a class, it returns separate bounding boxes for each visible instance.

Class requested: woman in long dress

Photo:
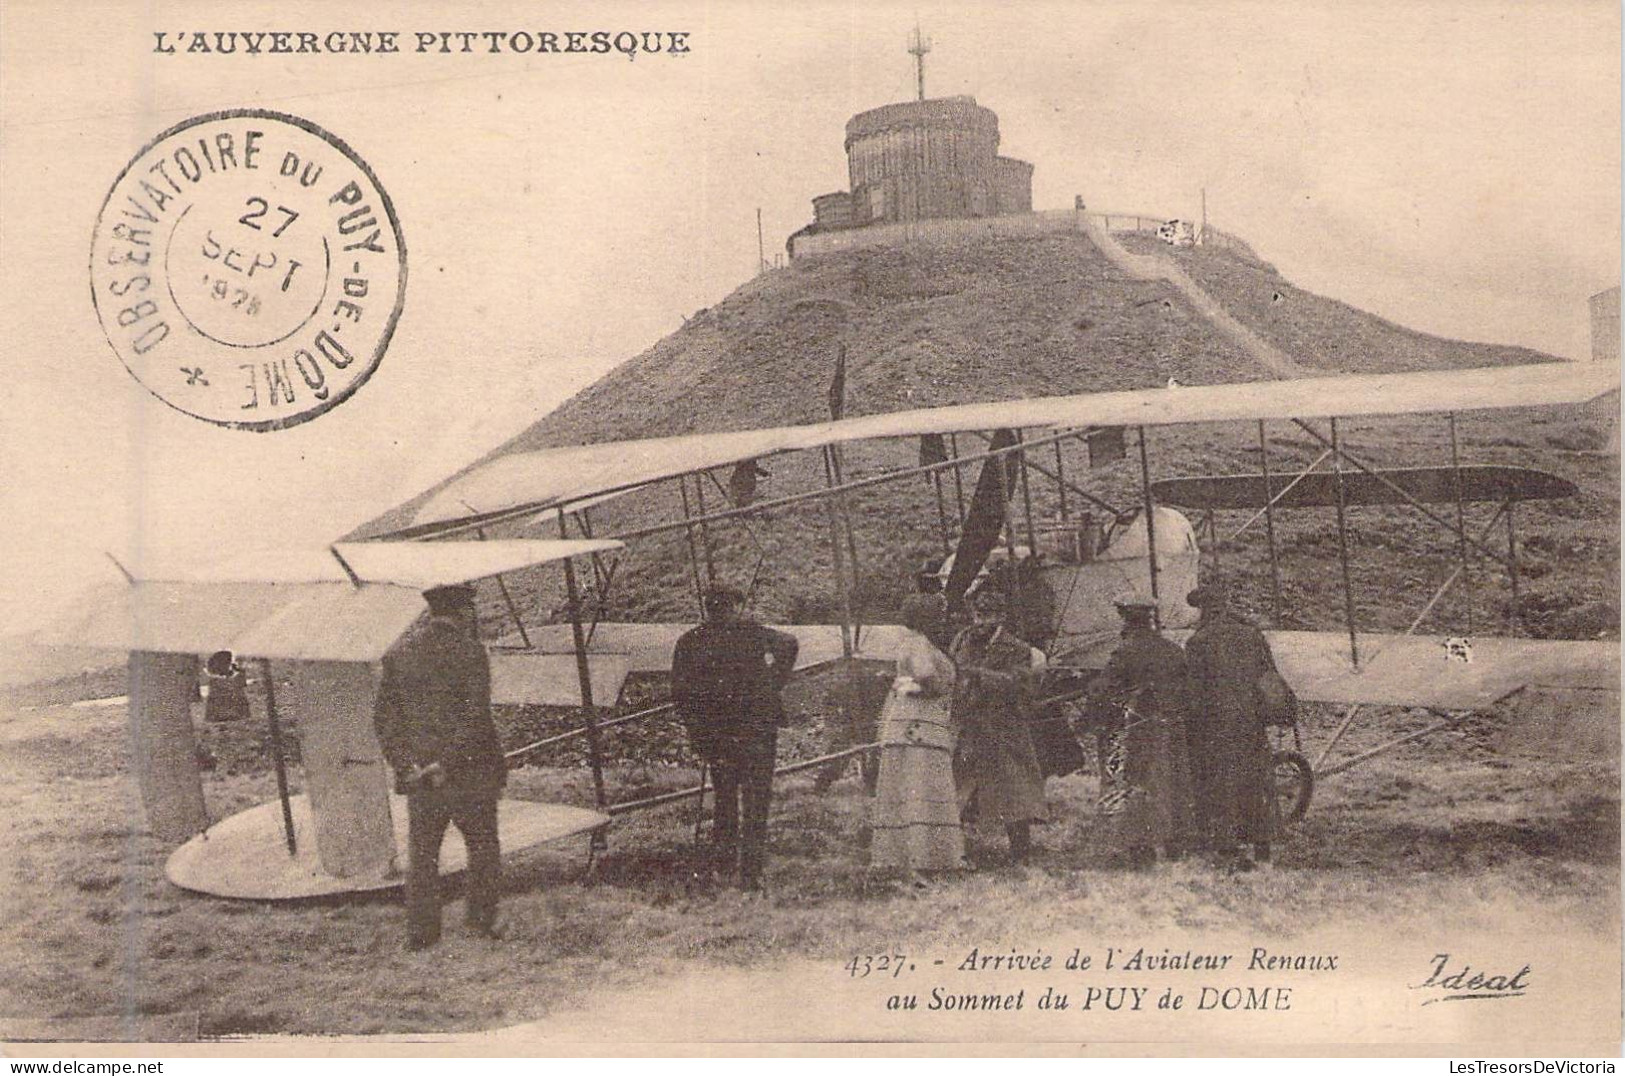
[868,595,966,871]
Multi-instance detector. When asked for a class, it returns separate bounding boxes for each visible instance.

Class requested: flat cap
[1186,579,1232,609]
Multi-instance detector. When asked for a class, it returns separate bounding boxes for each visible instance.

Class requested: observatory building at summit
[797,95,1034,238]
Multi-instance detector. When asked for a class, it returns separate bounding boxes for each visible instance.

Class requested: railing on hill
[789,208,1264,263]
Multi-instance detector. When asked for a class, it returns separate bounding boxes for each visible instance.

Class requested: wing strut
[1137,427,1161,616]
[825,444,865,649]
[260,658,298,857]
[691,474,719,587]
[1257,421,1283,624]
[821,446,856,660]
[1448,413,1474,633]
[1016,429,1038,554]
[677,476,708,618]
[467,522,531,650]
[1054,440,1069,525]
[558,508,608,820]
[1329,418,1360,667]
[948,434,967,522]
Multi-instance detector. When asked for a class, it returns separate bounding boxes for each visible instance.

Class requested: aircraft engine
[1044,506,1200,662]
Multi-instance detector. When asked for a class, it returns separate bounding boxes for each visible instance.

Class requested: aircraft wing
[1258,632,1619,709]
[407,362,1618,536]
[502,621,1616,712]
[508,622,911,672]
[1151,465,1579,510]
[1060,629,1619,710]
[42,540,623,663]
[41,580,431,664]
[489,651,633,707]
[126,538,622,588]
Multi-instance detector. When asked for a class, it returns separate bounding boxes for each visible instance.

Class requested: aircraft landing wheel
[1272,750,1313,825]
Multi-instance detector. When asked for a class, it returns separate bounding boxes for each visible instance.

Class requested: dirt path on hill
[1080,215,1307,379]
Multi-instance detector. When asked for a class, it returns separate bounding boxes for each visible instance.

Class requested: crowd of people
[367,567,1291,949]
[667,568,1292,892]
[1086,579,1289,874]
[871,568,1289,877]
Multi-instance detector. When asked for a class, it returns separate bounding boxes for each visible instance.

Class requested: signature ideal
[1415,953,1530,1005]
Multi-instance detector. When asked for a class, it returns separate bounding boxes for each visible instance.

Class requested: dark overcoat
[373,615,506,796]
[1086,626,1196,852]
[1183,611,1280,847]
[670,619,799,756]
[949,624,1048,825]
[204,667,250,724]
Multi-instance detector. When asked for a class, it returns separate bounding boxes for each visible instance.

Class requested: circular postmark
[90,110,406,431]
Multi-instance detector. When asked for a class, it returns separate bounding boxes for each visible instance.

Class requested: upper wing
[124,538,622,588]
[41,580,430,663]
[42,539,624,663]
[1151,465,1580,510]
[405,362,1618,536]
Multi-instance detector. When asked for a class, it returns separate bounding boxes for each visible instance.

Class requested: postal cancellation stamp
[90,109,406,431]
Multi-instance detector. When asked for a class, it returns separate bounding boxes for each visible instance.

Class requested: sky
[0,0,1618,638]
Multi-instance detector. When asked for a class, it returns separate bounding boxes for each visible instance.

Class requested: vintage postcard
[0,0,1619,1058]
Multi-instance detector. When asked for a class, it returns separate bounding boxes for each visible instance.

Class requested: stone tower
[799,95,1034,236]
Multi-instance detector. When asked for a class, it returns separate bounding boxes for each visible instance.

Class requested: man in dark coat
[372,583,506,949]
[950,584,1049,864]
[203,650,250,724]
[671,585,799,890]
[1182,580,1281,871]
[1084,595,1195,868]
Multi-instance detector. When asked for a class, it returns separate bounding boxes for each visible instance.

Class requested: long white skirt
[868,684,967,871]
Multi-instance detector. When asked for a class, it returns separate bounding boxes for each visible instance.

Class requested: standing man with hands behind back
[672,585,799,891]
[1183,578,1283,873]
[373,582,507,950]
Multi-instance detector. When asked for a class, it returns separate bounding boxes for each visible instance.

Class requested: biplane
[44,360,1620,897]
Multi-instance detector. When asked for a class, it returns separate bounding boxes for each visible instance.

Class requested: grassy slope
[0,699,1615,1036]
[1115,233,1559,374]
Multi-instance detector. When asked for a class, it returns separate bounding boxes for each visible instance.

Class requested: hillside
[1116,233,1560,374]
[356,229,1616,642]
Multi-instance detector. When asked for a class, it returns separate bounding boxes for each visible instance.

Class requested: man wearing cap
[671,585,800,890]
[1183,579,1281,871]
[373,583,506,949]
[1084,594,1195,869]
[949,584,1049,863]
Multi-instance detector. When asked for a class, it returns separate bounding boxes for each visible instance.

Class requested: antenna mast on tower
[908,24,932,101]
